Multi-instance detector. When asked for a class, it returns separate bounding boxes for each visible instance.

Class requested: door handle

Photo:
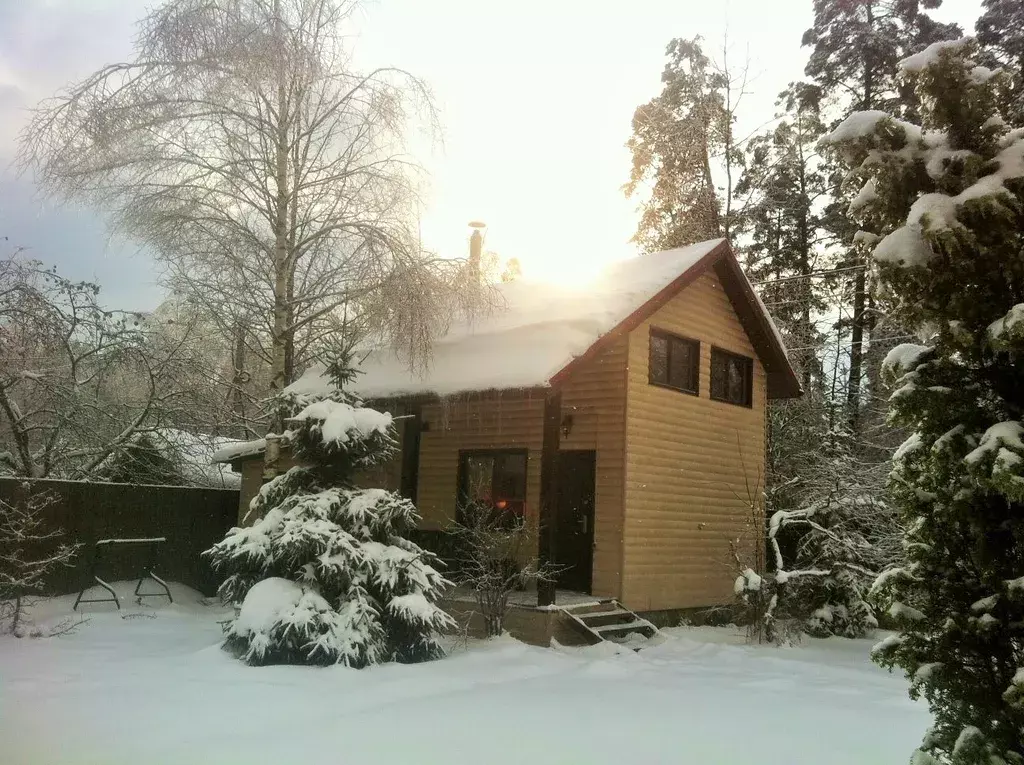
[581,515,588,534]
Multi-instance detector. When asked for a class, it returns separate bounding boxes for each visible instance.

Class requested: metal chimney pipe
[468,221,485,283]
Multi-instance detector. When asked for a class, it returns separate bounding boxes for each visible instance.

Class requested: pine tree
[824,38,1024,763]
[737,82,830,386]
[205,356,453,667]
[736,80,909,637]
[625,37,729,251]
[803,0,961,119]
[803,0,961,422]
[976,0,1024,124]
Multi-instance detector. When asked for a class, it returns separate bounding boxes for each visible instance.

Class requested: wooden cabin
[214,238,800,636]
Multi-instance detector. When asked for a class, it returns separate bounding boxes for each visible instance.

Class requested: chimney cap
[468,220,487,229]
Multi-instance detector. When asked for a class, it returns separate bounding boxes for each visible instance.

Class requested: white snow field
[1,582,928,765]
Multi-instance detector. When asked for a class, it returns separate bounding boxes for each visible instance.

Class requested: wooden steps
[557,599,659,646]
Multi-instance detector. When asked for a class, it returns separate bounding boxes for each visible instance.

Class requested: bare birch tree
[19,0,484,429]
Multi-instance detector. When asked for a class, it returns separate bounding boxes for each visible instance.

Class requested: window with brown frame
[649,329,699,394]
[710,347,754,407]
[457,449,528,524]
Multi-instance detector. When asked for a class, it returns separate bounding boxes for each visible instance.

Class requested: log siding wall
[558,337,627,598]
[415,393,545,530]
[623,270,766,611]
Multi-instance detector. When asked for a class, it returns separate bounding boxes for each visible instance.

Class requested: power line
[752,264,867,286]
[785,333,919,354]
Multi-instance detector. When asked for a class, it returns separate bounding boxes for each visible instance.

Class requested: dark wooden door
[555,450,596,593]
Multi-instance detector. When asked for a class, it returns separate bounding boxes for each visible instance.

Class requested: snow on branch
[290,400,392,445]
[881,344,934,379]
[898,37,974,73]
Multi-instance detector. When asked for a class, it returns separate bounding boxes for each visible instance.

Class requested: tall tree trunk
[284,296,295,387]
[847,265,866,425]
[270,116,289,407]
[702,140,722,237]
[797,123,813,390]
[829,323,842,433]
[847,0,875,427]
[284,142,301,388]
[230,319,247,436]
[722,81,733,238]
[269,0,290,430]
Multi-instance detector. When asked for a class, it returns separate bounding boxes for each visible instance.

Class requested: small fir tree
[205,356,453,666]
[824,37,1024,763]
[0,487,79,635]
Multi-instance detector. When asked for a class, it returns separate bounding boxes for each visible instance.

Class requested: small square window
[710,347,753,407]
[649,329,699,394]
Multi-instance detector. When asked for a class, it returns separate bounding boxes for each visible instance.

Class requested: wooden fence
[0,477,239,597]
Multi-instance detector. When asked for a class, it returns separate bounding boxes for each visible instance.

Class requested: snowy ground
[1,582,928,765]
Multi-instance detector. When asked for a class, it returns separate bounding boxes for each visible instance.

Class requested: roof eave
[711,254,803,400]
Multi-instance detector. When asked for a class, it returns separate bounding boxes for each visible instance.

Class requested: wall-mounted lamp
[560,413,574,438]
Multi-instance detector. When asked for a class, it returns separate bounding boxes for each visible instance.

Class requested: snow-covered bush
[733,464,887,644]
[784,436,895,639]
[94,428,241,488]
[730,489,800,645]
[787,494,884,639]
[761,387,899,640]
[824,37,1024,763]
[205,360,453,667]
[733,566,780,643]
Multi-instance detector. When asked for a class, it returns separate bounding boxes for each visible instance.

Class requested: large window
[710,347,754,407]
[457,450,528,523]
[649,329,700,394]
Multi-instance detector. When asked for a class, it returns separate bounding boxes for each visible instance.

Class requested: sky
[0,0,983,311]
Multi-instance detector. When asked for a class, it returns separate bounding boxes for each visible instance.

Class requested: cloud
[0,0,160,310]
[0,84,27,150]
[0,2,145,90]
[0,172,162,312]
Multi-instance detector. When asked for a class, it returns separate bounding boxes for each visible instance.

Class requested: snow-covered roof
[211,438,269,465]
[288,239,799,403]
[94,428,244,487]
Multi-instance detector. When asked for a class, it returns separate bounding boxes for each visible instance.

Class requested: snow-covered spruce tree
[824,38,1024,764]
[204,359,453,667]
